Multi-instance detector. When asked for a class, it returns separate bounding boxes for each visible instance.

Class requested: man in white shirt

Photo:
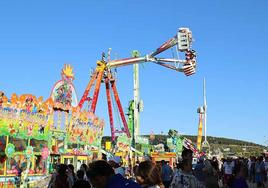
[223,158,234,187]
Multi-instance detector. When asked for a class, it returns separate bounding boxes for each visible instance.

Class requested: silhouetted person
[86,160,141,188]
[80,163,89,181]
[53,164,72,188]
[193,156,205,186]
[230,164,248,188]
[73,170,91,188]
[67,164,76,187]
[182,148,193,164]
[160,160,173,188]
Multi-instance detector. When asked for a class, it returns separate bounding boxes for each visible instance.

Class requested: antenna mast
[202,77,210,150]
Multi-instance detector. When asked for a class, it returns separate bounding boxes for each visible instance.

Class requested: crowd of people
[47,149,268,188]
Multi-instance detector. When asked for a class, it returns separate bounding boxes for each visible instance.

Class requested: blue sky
[1,0,268,145]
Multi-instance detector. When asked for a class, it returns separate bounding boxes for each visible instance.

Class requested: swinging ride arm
[107,27,196,76]
[78,28,197,141]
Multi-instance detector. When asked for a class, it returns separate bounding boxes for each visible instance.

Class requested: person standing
[223,158,234,187]
[80,163,90,182]
[230,164,249,188]
[211,156,220,173]
[247,157,252,182]
[108,156,126,177]
[182,148,193,164]
[67,164,76,187]
[48,164,59,188]
[53,164,72,188]
[73,170,91,188]
[264,156,268,187]
[170,159,204,188]
[193,156,206,186]
[255,156,265,188]
[249,156,256,183]
[86,160,141,188]
[135,160,164,188]
[160,160,173,188]
[203,160,219,188]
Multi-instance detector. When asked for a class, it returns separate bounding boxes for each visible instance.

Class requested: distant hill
[183,135,266,157]
[102,135,266,157]
[184,135,265,147]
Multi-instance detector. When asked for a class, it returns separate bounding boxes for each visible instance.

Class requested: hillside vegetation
[102,135,266,157]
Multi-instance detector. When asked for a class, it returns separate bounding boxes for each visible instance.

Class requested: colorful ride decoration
[5,143,15,158]
[167,137,183,153]
[167,129,205,157]
[51,64,78,111]
[0,65,104,147]
[167,129,183,153]
[0,64,105,179]
[116,135,131,151]
[41,147,49,160]
[0,92,6,108]
[0,93,52,141]
[24,146,34,159]
[67,111,104,147]
[49,65,104,149]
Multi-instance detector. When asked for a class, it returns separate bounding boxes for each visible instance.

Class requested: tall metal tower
[134,63,140,138]
[202,78,210,149]
[132,50,143,140]
[196,106,204,151]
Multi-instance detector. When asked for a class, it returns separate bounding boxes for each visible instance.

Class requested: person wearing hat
[108,156,126,177]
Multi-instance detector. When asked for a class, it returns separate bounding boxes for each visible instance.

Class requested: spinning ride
[78,28,197,142]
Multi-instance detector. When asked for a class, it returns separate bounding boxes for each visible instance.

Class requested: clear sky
[1,0,268,145]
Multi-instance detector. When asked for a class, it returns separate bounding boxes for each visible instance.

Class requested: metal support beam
[78,71,98,109]
[111,81,131,138]
[105,79,116,141]
[90,70,104,113]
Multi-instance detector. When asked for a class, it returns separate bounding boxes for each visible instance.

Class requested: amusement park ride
[197,78,210,151]
[0,27,197,186]
[78,27,197,142]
